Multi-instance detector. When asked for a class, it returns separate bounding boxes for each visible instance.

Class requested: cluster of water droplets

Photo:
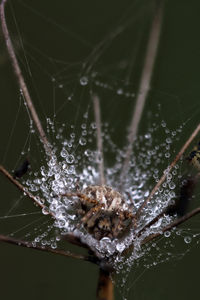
[22,114,195,272]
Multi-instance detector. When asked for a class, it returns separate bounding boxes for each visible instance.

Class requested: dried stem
[93,94,105,185]
[137,211,165,238]
[96,268,114,300]
[0,0,51,155]
[136,123,200,217]
[142,206,200,245]
[0,234,97,264]
[0,165,94,251]
[0,164,48,211]
[120,1,164,183]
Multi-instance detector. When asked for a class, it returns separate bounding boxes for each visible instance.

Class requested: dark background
[1,0,200,299]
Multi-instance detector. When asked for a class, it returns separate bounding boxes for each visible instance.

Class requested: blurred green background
[1,0,200,299]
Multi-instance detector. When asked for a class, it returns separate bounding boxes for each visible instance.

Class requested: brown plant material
[120,0,164,183]
[142,206,200,245]
[0,234,97,264]
[97,268,114,300]
[93,94,105,185]
[136,123,200,218]
[0,0,51,155]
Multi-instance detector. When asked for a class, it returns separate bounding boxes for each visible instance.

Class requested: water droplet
[61,149,68,158]
[42,207,49,215]
[161,120,166,127]
[66,155,74,164]
[117,88,123,95]
[84,149,92,156]
[169,182,176,190]
[79,137,86,146]
[116,243,125,253]
[80,76,88,86]
[164,231,171,238]
[184,236,192,244]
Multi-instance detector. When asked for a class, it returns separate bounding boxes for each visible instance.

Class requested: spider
[62,185,134,240]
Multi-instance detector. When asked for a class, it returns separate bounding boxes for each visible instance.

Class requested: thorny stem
[0,234,98,264]
[136,123,200,217]
[120,0,164,184]
[0,0,51,155]
[93,94,105,185]
[97,269,114,300]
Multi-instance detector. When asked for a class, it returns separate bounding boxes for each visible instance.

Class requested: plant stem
[0,234,97,264]
[142,206,200,245]
[0,164,47,211]
[136,123,200,218]
[93,94,105,185]
[0,0,51,155]
[96,268,114,300]
[120,0,164,184]
[0,165,94,251]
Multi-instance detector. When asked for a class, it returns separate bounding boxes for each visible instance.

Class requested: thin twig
[93,94,105,185]
[142,206,200,245]
[136,123,200,217]
[0,0,51,155]
[120,1,164,183]
[137,211,165,238]
[0,234,98,264]
[62,233,94,251]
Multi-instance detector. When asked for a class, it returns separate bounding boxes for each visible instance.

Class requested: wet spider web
[1,0,200,299]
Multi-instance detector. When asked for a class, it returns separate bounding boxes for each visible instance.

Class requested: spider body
[74,185,134,240]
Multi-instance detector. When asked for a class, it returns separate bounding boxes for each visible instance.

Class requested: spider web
[1,0,200,299]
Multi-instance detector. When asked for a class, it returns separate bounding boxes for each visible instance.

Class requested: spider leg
[123,210,137,229]
[112,210,134,237]
[86,209,102,228]
[82,204,104,226]
[112,210,125,238]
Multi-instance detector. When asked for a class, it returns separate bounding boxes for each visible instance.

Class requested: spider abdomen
[78,185,133,240]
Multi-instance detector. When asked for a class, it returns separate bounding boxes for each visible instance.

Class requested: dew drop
[169,182,176,190]
[61,149,68,158]
[117,88,123,95]
[42,207,49,215]
[80,76,88,86]
[116,243,125,253]
[184,236,192,244]
[66,155,74,164]
[79,137,87,146]
[164,231,171,238]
